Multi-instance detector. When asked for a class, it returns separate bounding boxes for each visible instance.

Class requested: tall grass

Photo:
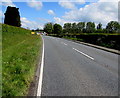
[2,23,42,96]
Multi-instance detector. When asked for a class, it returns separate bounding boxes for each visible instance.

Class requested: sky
[0,0,119,29]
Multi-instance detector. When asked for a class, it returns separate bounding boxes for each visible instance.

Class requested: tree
[77,22,85,33]
[71,23,77,33]
[53,24,62,35]
[63,23,72,34]
[44,22,53,34]
[97,23,102,30]
[106,21,120,33]
[35,28,40,31]
[4,6,21,27]
[96,23,103,33]
[86,22,95,33]
[63,23,71,30]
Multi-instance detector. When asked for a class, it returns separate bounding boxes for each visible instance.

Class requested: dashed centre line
[63,43,68,46]
[61,42,68,46]
[73,48,94,60]
[60,40,94,60]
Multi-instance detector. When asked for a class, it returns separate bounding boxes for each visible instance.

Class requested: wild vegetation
[2,23,42,96]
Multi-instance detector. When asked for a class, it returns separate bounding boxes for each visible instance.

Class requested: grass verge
[2,23,42,96]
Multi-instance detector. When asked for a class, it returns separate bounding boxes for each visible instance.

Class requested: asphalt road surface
[41,35,118,96]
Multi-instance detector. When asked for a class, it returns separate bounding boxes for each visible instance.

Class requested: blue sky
[0,0,118,29]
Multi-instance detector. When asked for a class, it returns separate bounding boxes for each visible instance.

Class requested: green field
[2,23,42,96]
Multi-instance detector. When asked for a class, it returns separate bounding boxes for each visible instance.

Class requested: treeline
[44,23,62,35]
[43,21,120,50]
[43,21,120,35]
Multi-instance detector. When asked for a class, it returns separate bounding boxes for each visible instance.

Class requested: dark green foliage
[96,23,103,33]
[48,21,120,50]
[106,21,120,33]
[62,21,120,34]
[63,23,72,34]
[97,23,102,30]
[62,34,120,50]
[71,23,77,33]
[96,29,103,33]
[44,22,53,34]
[86,22,95,33]
[77,22,85,33]
[53,24,62,35]
[47,21,119,36]
[4,6,21,27]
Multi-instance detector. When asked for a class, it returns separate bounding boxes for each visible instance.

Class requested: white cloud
[0,10,4,23]
[54,17,76,26]
[54,17,65,25]
[1,0,16,7]
[59,0,76,9]
[62,2,118,27]
[27,0,42,10]
[98,0,118,2]
[58,0,85,9]
[21,17,43,29]
[37,18,50,22]
[74,0,85,4]
[0,11,4,17]
[48,10,55,15]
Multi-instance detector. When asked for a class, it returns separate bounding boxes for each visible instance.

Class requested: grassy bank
[2,23,42,96]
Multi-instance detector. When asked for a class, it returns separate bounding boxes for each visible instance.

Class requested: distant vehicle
[31,32,35,35]
[36,32,40,35]
[41,32,48,35]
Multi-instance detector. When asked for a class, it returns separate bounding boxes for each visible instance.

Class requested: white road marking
[37,36,45,96]
[64,43,68,46]
[73,48,94,60]
[61,42,68,46]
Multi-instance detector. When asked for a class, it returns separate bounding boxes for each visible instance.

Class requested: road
[41,35,118,96]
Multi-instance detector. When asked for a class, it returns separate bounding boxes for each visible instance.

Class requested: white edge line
[73,48,94,60]
[37,35,44,96]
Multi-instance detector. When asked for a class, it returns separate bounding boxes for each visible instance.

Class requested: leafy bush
[62,34,120,50]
